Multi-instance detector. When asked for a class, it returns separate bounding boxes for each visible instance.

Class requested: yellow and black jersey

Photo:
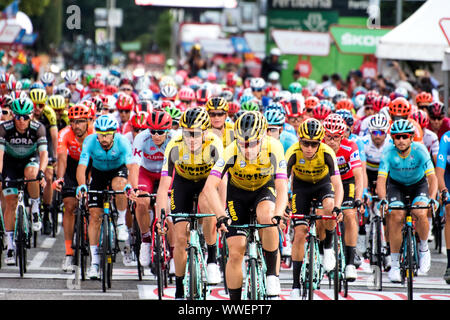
[285,142,340,184]
[161,131,223,182]
[210,136,287,191]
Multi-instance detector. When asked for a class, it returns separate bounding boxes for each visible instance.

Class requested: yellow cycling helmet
[29,88,47,104]
[298,118,325,141]
[179,107,211,130]
[47,95,66,110]
[234,111,267,141]
[205,97,229,112]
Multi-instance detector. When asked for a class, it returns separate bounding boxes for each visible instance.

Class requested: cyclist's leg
[225,235,246,300]
[42,163,54,234]
[342,179,358,274]
[111,165,129,241]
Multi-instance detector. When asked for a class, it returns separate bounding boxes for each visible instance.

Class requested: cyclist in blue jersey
[377,119,437,283]
[435,131,450,283]
[76,114,133,279]
[263,109,297,152]
[128,110,173,268]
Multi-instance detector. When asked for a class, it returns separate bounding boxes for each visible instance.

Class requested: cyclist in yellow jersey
[205,97,235,148]
[285,118,344,299]
[30,88,59,234]
[47,94,70,131]
[203,111,289,300]
[155,107,225,300]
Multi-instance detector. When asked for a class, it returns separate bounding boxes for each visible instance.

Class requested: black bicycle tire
[188,246,198,300]
[52,205,58,237]
[155,234,164,300]
[219,236,228,294]
[17,206,25,277]
[332,231,339,300]
[308,237,314,300]
[81,215,88,281]
[406,227,414,300]
[132,216,143,281]
[107,218,113,289]
[73,208,82,269]
[375,217,383,291]
[101,215,108,292]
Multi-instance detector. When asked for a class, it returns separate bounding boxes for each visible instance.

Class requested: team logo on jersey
[216,158,225,168]
[279,160,287,169]
[240,160,246,168]
[336,156,346,165]
[299,159,305,164]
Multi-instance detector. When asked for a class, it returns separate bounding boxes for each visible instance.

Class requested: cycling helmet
[427,101,445,118]
[390,119,414,135]
[266,101,286,115]
[368,114,390,132]
[322,86,337,99]
[68,104,90,120]
[233,109,246,122]
[178,87,195,102]
[179,107,210,130]
[288,82,302,94]
[55,87,72,100]
[64,69,79,83]
[335,109,354,127]
[226,72,237,87]
[164,105,182,124]
[286,99,305,117]
[415,91,433,106]
[323,114,346,135]
[264,109,285,126]
[30,82,45,91]
[205,97,229,112]
[91,96,104,113]
[394,87,408,99]
[131,111,149,130]
[372,95,391,113]
[241,101,260,112]
[389,97,411,118]
[234,111,267,142]
[40,72,55,85]
[239,94,255,105]
[0,95,13,108]
[353,94,366,110]
[332,91,348,104]
[410,110,429,129]
[298,118,325,141]
[115,93,134,111]
[89,77,104,91]
[47,95,66,110]
[147,110,172,130]
[313,102,332,120]
[160,85,178,101]
[11,98,34,116]
[196,87,211,104]
[304,96,320,110]
[94,114,118,132]
[227,102,240,116]
[138,89,154,102]
[29,88,47,104]
[250,77,265,90]
[220,88,234,102]
[335,98,354,111]
[104,85,119,96]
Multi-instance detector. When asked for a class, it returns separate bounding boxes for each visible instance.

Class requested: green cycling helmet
[12,98,34,116]
[240,101,260,112]
[288,82,302,94]
[165,106,182,123]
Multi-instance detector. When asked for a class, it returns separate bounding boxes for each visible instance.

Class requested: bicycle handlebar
[86,189,125,195]
[227,223,278,230]
[169,213,216,218]
[290,214,336,221]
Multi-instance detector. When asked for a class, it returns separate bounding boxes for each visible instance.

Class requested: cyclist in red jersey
[323,113,364,282]
[427,101,450,140]
[54,104,94,272]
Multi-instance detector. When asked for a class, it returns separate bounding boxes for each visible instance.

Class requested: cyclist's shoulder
[320,142,337,158]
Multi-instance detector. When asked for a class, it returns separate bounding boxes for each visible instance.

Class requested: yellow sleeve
[44,106,57,127]
[161,135,179,177]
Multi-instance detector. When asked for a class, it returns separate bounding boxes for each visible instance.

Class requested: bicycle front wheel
[332,231,341,300]
[406,227,414,300]
[155,235,164,300]
[101,216,110,292]
[187,246,198,300]
[16,206,26,277]
[308,238,315,300]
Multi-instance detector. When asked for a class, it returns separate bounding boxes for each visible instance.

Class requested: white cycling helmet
[64,69,79,83]
[40,72,55,85]
[368,114,390,132]
[250,77,265,90]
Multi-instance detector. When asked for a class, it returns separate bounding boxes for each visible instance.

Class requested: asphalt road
[0,214,448,301]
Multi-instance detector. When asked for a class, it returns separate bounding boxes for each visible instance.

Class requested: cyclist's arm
[353,166,364,201]
[274,177,288,218]
[331,174,344,209]
[203,174,227,218]
[37,125,49,172]
[155,175,171,220]
[128,163,139,190]
[376,175,387,201]
[50,126,58,159]
[436,167,447,193]
[56,152,67,179]
[427,172,438,200]
[76,164,87,186]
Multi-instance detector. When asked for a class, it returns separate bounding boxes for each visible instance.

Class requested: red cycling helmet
[147,110,172,130]
[313,102,332,120]
[389,97,411,117]
[335,98,354,111]
[410,109,429,129]
[178,87,195,102]
[372,95,390,112]
[286,99,305,118]
[89,77,104,91]
[415,91,433,106]
[196,88,211,104]
[226,72,237,87]
[323,113,347,135]
[305,96,320,110]
[68,104,90,120]
[131,111,149,129]
[427,101,445,118]
[104,84,118,96]
[81,100,96,119]
[116,93,134,111]
[227,101,240,116]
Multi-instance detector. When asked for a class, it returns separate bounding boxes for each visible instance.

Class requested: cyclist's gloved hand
[332,207,342,222]
[377,198,388,211]
[441,189,449,203]
[429,198,439,210]
[272,215,282,225]
[363,188,372,202]
[123,183,132,194]
[76,184,87,197]
[52,178,64,191]
[216,215,230,231]
[36,170,45,181]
